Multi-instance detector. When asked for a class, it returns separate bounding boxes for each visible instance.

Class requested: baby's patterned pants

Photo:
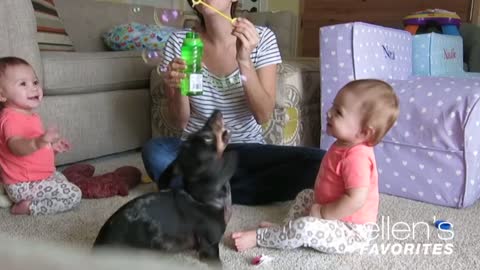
[5,171,82,215]
[256,189,374,254]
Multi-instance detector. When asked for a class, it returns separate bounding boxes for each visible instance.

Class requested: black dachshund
[94,110,236,259]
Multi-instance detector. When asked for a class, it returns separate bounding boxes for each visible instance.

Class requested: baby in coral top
[0,56,81,215]
[233,79,399,254]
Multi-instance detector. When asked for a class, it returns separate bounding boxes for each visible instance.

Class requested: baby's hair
[0,56,31,79]
[0,57,32,111]
[343,79,399,146]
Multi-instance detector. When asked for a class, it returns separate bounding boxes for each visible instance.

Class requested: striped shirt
[161,26,282,143]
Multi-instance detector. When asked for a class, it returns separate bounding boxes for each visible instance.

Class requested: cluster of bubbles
[133,7,184,74]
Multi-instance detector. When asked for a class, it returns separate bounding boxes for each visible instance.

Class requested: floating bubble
[172,10,179,19]
[156,65,167,76]
[162,13,169,23]
[132,7,141,13]
[141,49,164,66]
[153,9,184,27]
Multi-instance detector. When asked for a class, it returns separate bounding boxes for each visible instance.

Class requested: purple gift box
[320,22,480,208]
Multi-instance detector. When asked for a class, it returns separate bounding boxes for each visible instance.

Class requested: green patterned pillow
[262,107,300,146]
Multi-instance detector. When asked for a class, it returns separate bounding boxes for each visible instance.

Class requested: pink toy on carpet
[62,164,141,199]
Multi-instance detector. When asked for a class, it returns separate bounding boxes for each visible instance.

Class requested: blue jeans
[142,137,326,205]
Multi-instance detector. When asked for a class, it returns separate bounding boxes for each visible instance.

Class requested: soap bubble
[153,9,185,27]
[132,7,141,13]
[141,49,168,76]
[141,49,164,66]
[156,65,167,76]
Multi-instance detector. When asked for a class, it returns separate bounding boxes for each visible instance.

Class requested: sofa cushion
[263,58,320,146]
[32,0,74,51]
[41,51,152,95]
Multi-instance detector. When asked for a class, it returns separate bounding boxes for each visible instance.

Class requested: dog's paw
[0,195,12,208]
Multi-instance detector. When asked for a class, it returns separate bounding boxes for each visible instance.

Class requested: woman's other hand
[232,18,259,65]
[163,57,186,90]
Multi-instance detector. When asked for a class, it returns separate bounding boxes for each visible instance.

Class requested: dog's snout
[212,110,223,121]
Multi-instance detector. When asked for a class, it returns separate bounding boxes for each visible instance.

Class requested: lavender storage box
[320,22,480,208]
[413,33,464,76]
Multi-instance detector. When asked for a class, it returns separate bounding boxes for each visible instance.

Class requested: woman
[142,0,326,205]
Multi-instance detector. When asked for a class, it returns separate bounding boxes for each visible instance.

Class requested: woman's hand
[232,17,259,65]
[162,57,191,129]
[163,58,186,90]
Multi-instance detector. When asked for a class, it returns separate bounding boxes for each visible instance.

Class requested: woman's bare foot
[10,200,31,215]
[259,221,275,228]
[231,230,257,252]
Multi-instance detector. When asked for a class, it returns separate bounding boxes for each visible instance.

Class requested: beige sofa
[1,0,320,168]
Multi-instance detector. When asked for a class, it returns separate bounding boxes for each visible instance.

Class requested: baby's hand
[42,127,60,143]
[35,127,60,149]
[309,203,323,219]
[52,138,71,154]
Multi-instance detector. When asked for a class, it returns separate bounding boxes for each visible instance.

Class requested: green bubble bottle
[180,32,204,96]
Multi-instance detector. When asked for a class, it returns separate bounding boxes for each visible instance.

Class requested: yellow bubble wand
[191,0,237,24]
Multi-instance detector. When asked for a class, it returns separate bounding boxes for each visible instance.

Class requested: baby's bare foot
[11,200,31,215]
[231,230,257,252]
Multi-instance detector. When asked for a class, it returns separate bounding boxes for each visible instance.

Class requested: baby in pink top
[314,143,378,224]
[0,57,81,215]
[233,79,399,254]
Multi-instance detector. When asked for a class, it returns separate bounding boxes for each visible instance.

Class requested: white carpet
[1,151,479,269]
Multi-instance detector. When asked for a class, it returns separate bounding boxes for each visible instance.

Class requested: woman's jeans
[142,137,326,205]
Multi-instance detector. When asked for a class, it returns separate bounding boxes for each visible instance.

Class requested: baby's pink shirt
[0,107,54,184]
[314,143,379,224]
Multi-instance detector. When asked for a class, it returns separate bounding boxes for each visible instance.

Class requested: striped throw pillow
[32,0,74,51]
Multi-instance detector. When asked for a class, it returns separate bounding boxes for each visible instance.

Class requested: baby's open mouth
[28,96,40,101]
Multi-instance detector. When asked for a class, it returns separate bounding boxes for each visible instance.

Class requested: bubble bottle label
[181,31,204,96]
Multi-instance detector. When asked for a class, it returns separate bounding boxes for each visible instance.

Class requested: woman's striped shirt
[161,26,282,143]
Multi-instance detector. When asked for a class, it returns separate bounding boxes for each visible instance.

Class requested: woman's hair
[0,57,31,111]
[186,0,238,28]
[343,79,400,146]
